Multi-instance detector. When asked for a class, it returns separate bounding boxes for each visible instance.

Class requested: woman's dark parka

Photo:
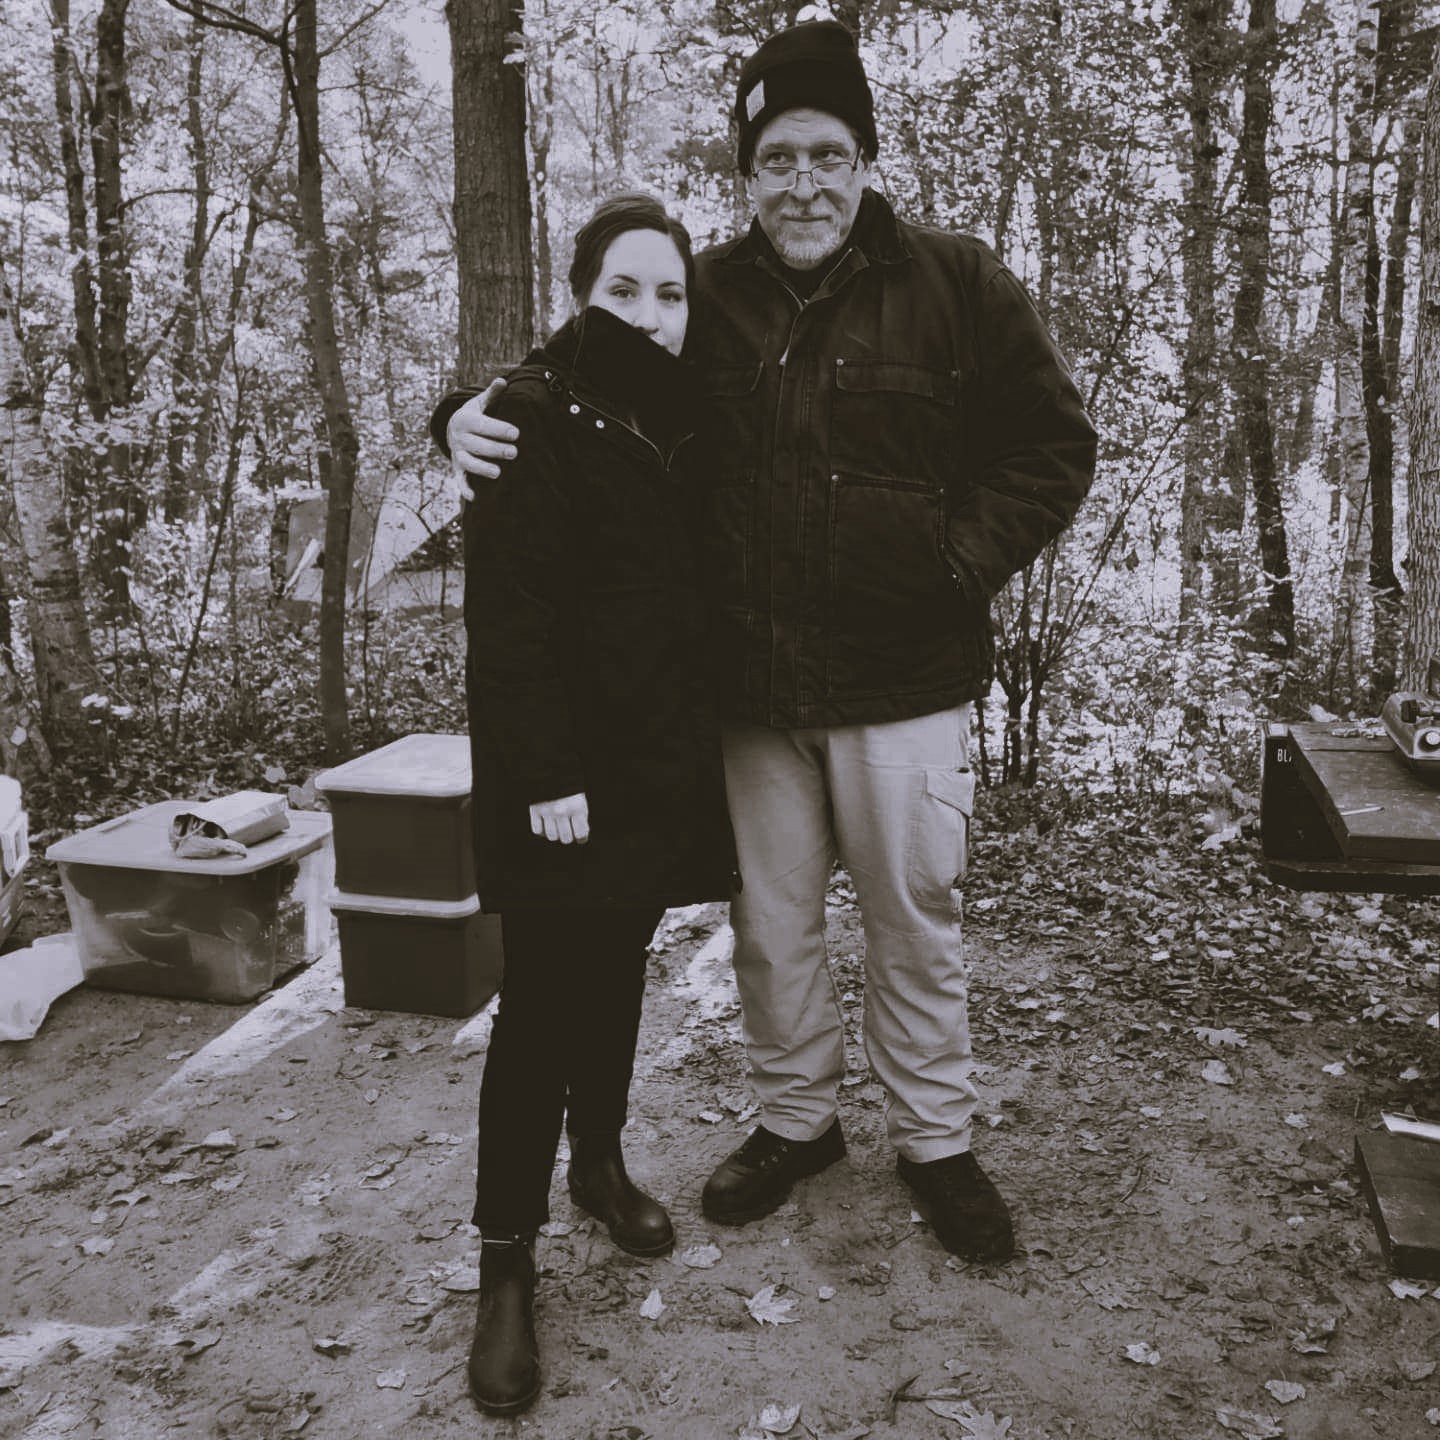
[463,305,735,911]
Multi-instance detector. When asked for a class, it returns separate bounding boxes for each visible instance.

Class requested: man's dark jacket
[433,190,1097,732]
[462,306,735,910]
[685,189,1097,730]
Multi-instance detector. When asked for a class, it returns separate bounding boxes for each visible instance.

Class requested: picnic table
[1260,720,1440,1279]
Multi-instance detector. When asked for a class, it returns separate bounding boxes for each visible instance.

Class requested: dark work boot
[897,1150,1015,1263]
[701,1120,846,1225]
[567,1132,675,1257]
[467,1235,540,1415]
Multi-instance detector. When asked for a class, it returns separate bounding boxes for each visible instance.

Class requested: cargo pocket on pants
[906,766,974,910]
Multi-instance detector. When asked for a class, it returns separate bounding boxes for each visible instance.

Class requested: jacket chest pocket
[829,359,961,489]
[699,362,764,486]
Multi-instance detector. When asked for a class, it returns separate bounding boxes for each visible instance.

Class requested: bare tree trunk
[0,270,98,764]
[1371,103,1421,698]
[448,0,535,381]
[1407,35,1440,689]
[1335,0,1380,699]
[90,0,139,612]
[1232,0,1294,659]
[1176,0,1227,638]
[50,0,103,414]
[164,15,209,524]
[290,0,358,761]
[526,0,556,329]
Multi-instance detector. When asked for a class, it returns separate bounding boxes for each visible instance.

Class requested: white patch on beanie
[746,80,766,122]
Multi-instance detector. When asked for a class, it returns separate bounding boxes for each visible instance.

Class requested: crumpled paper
[0,934,85,1041]
[172,832,248,860]
[169,791,289,859]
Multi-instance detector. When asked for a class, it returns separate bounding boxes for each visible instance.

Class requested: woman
[452,195,734,1416]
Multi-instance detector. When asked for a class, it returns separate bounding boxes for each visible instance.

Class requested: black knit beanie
[734,21,877,173]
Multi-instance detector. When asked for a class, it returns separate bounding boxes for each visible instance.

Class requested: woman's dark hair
[568,193,695,303]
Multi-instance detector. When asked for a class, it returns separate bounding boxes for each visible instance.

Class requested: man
[435,20,1096,1265]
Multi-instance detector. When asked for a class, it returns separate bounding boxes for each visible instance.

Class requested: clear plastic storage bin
[46,802,334,1003]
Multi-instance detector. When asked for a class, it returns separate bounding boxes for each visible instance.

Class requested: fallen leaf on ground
[375,1369,406,1389]
[640,1288,665,1320]
[167,1326,222,1357]
[1264,1379,1304,1403]
[539,1220,575,1237]
[160,1171,200,1185]
[758,1401,800,1432]
[746,1284,798,1326]
[1082,1275,1139,1310]
[925,1399,1012,1437]
[1390,1279,1430,1300]
[1123,1341,1160,1365]
[1194,1026,1246,1047]
[1283,1113,1308,1128]
[79,1236,113,1256]
[817,1285,836,1300]
[267,1108,299,1123]
[1399,1359,1437,1382]
[1321,1061,1345,1076]
[199,1129,236,1149]
[1201,1059,1234,1086]
[1214,1405,1281,1438]
[677,1243,722,1268]
[312,1337,351,1356]
[438,1262,480,1293]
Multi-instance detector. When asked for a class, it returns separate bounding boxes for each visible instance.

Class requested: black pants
[472,904,664,1235]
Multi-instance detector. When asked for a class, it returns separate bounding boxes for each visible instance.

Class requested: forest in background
[3,0,1440,842]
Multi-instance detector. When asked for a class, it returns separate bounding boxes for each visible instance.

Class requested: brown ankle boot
[468,1235,540,1415]
[567,1132,675,1257]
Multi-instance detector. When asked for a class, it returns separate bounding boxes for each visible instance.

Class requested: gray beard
[771,226,841,271]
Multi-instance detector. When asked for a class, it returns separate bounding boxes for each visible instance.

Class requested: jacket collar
[531,306,699,446]
[714,187,911,270]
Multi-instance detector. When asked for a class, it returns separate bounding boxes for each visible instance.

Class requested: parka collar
[532,305,700,448]
[715,187,911,270]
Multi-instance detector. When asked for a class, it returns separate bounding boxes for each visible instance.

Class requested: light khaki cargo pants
[721,704,979,1162]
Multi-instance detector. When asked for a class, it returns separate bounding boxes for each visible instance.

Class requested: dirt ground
[3,825,1440,1440]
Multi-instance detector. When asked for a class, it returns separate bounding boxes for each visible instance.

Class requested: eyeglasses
[751,154,861,192]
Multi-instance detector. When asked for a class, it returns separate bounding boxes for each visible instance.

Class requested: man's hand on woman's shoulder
[447,377,522,501]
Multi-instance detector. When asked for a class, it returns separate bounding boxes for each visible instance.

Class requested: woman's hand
[529,792,589,845]
[448,377,521,499]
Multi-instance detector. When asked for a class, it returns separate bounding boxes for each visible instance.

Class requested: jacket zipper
[571,393,694,472]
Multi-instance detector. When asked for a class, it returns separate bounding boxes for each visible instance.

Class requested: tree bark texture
[1176,0,1228,635]
[1369,98,1421,699]
[1232,0,1294,656]
[448,0,534,380]
[0,271,98,764]
[1335,0,1380,697]
[89,0,139,611]
[526,0,556,328]
[49,0,103,414]
[291,0,359,761]
[1407,32,1440,690]
[163,16,209,524]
